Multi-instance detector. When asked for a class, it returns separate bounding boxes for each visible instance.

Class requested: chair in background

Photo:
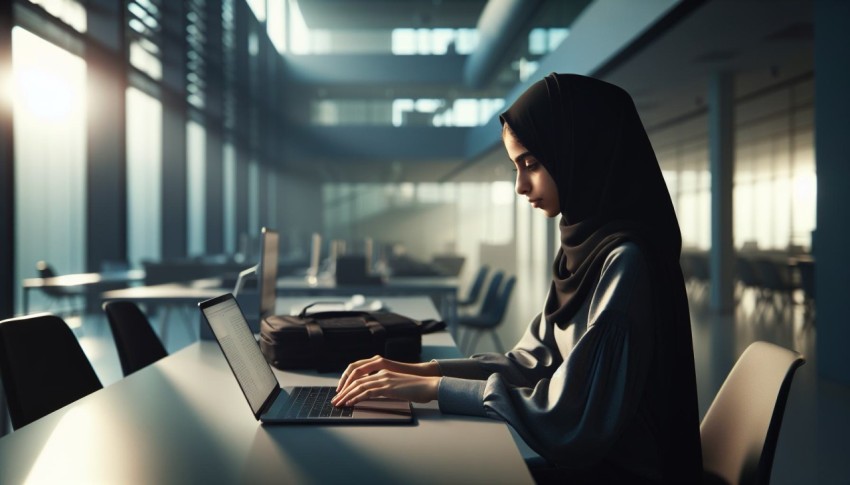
[430,255,466,276]
[36,260,84,316]
[102,301,169,376]
[793,259,815,324]
[751,259,796,313]
[0,313,103,429]
[458,265,489,309]
[700,341,805,485]
[735,256,763,306]
[458,274,515,355]
[681,252,710,302]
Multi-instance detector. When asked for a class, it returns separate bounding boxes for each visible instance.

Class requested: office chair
[796,260,815,322]
[36,260,84,316]
[458,265,489,307]
[751,259,796,312]
[735,256,763,305]
[700,341,805,485]
[458,272,514,354]
[102,301,169,376]
[0,313,103,429]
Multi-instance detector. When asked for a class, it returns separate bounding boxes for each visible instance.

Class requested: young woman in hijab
[333,73,703,484]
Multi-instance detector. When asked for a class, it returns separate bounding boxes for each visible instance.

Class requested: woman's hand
[331,369,440,407]
[332,355,442,407]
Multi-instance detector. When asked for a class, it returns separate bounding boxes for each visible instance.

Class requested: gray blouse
[436,242,662,479]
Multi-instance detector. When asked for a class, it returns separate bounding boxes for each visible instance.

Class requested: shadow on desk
[245,426,409,484]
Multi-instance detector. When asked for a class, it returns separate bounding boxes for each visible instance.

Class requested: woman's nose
[515,173,529,195]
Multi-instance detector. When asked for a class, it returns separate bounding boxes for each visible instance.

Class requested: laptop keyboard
[284,386,354,419]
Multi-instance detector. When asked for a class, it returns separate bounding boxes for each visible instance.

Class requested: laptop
[199,293,413,424]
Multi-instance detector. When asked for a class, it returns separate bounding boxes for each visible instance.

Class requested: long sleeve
[437,243,655,468]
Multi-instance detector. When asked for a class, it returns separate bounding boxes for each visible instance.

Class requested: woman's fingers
[336,355,383,392]
[332,372,387,406]
[332,371,441,407]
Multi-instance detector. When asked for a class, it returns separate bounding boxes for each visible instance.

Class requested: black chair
[458,265,489,307]
[458,273,515,355]
[335,255,383,285]
[36,260,84,316]
[735,256,763,304]
[701,341,805,485]
[102,301,169,376]
[796,260,815,322]
[752,258,795,312]
[0,313,103,429]
[681,252,710,302]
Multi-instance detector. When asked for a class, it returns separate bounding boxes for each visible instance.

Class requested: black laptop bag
[259,308,433,372]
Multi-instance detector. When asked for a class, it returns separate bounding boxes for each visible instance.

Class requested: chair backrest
[478,271,504,317]
[460,266,489,305]
[36,260,67,298]
[102,301,168,376]
[0,313,103,429]
[492,276,516,321]
[700,341,805,485]
[797,260,815,300]
[752,259,793,292]
[735,256,762,287]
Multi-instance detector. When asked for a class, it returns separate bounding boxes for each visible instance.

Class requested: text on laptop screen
[259,228,279,318]
[202,297,278,415]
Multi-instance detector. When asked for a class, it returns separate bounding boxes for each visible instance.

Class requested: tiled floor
[5,288,850,483]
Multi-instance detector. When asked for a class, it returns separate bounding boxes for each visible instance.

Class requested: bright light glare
[12,27,86,122]
[491,181,515,205]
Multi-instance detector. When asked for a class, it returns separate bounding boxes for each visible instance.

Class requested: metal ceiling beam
[462,0,544,89]
[285,53,466,86]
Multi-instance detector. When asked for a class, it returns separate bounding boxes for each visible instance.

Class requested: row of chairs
[0,301,166,430]
[681,252,815,312]
[456,266,516,355]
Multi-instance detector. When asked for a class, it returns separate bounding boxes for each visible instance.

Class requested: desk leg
[159,306,172,349]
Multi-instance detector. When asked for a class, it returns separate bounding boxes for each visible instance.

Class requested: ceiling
[291,0,815,184]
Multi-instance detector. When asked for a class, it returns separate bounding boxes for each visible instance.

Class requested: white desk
[0,299,533,484]
[21,269,145,314]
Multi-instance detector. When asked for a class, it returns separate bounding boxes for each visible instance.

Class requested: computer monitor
[258,227,279,319]
[307,232,321,285]
[232,228,278,312]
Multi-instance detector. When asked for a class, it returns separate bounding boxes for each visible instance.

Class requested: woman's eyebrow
[513,151,533,164]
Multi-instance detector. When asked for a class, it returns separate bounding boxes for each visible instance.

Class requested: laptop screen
[258,227,279,318]
[201,295,278,417]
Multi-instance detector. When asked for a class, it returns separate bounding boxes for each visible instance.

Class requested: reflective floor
[687,286,836,485]
[6,287,850,484]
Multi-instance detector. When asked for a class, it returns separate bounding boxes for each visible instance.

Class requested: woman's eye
[524,161,539,171]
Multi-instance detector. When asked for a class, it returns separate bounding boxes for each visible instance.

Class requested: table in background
[21,269,145,314]
[0,299,533,484]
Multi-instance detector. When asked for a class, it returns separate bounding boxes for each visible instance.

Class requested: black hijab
[501,73,703,483]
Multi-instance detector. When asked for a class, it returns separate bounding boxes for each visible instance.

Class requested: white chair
[700,341,805,485]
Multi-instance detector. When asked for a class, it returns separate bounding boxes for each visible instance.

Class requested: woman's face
[504,127,561,218]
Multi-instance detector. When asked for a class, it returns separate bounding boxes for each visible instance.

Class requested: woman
[332,73,703,484]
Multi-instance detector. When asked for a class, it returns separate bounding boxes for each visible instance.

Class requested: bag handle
[298,302,374,320]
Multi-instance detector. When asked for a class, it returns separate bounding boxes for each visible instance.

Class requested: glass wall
[321,181,515,279]
[12,27,87,310]
[186,120,206,257]
[126,87,162,266]
[653,76,816,252]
